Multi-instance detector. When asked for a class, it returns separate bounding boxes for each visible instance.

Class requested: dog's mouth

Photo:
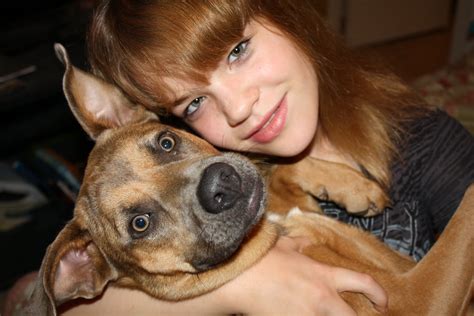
[246,176,265,219]
[190,155,266,272]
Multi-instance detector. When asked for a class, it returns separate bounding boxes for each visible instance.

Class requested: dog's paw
[333,178,389,216]
[276,157,389,217]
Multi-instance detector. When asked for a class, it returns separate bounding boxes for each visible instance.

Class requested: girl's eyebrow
[170,86,204,107]
[171,94,190,107]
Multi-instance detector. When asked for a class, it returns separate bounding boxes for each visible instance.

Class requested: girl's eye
[131,214,150,232]
[159,135,175,152]
[228,40,249,63]
[185,96,205,117]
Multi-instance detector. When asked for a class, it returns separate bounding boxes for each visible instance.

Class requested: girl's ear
[54,43,158,140]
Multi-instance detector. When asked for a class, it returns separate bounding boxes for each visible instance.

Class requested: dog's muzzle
[189,156,266,272]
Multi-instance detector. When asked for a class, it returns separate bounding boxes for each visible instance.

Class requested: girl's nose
[221,86,259,127]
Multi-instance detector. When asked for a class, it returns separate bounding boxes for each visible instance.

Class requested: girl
[5,0,473,315]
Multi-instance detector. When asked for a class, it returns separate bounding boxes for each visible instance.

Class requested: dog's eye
[131,214,150,232]
[159,136,175,152]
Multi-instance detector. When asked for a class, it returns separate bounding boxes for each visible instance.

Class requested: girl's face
[167,20,320,157]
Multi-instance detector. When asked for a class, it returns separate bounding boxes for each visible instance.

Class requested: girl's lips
[249,96,288,143]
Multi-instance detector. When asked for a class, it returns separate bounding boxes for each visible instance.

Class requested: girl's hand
[220,236,388,315]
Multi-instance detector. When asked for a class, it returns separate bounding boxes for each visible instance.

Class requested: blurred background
[0,0,473,303]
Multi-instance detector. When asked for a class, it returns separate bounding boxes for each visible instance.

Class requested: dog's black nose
[197,162,242,214]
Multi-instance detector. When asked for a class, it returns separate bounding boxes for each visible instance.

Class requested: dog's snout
[197,162,242,214]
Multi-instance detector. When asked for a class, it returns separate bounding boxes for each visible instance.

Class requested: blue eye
[185,96,205,117]
[131,214,150,232]
[228,40,249,63]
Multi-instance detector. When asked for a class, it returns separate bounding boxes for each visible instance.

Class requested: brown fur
[13,45,472,316]
[265,157,388,216]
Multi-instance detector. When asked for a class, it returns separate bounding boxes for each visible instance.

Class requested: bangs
[153,3,249,77]
[89,0,252,112]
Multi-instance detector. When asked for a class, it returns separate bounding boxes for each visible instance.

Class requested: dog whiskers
[196,224,207,240]
[195,225,218,266]
[204,231,216,263]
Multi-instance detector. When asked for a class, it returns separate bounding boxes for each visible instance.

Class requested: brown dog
[13,45,473,316]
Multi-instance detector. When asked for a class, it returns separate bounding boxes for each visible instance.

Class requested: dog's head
[23,44,276,315]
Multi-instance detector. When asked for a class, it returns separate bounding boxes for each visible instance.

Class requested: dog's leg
[387,185,474,315]
[267,167,323,214]
[279,208,414,274]
[268,158,389,216]
[278,184,473,315]
[276,209,414,315]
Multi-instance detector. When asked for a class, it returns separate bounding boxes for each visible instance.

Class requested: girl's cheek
[194,121,222,146]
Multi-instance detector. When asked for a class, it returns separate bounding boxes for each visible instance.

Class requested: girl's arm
[61,236,387,315]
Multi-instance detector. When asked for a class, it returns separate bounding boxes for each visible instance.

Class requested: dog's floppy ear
[21,221,118,315]
[54,43,158,140]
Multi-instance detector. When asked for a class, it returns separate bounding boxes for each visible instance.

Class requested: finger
[332,268,388,313]
[318,296,357,316]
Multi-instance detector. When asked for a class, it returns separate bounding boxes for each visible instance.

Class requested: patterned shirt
[322,110,474,261]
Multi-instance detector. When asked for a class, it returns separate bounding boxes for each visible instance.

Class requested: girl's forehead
[162,76,205,105]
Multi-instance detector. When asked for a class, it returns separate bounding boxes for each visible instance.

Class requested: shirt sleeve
[416,110,474,235]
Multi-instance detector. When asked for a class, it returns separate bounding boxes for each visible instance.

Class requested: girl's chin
[233,132,314,157]
[250,143,309,157]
